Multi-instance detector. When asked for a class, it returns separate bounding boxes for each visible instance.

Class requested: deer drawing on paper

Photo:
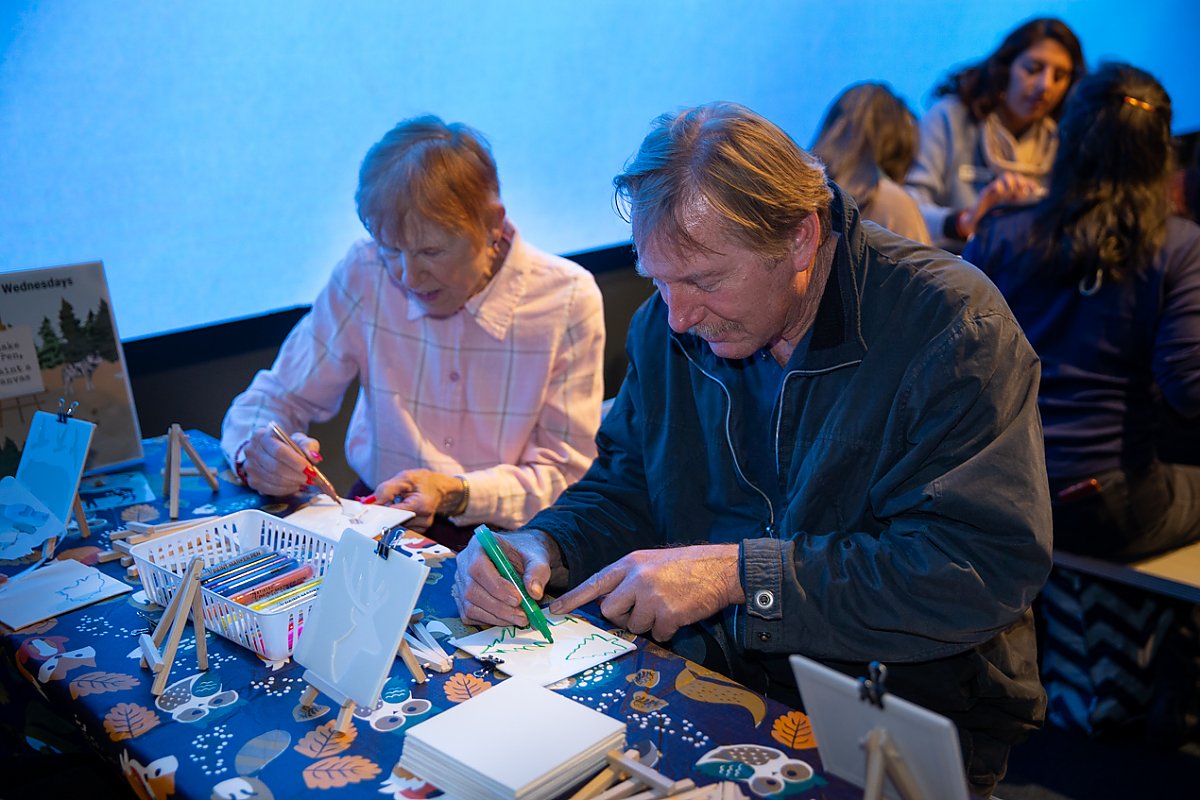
[61,352,102,395]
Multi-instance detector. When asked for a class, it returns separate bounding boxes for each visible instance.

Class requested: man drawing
[454,102,1051,796]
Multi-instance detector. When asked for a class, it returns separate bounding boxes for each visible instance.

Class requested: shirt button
[757,632,772,642]
[449,371,460,382]
[443,437,454,448]
[754,590,775,611]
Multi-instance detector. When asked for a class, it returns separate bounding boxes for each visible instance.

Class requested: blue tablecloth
[0,431,859,799]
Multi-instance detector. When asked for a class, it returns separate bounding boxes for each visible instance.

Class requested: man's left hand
[549,544,744,641]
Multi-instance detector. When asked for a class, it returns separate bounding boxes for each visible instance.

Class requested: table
[1,431,861,799]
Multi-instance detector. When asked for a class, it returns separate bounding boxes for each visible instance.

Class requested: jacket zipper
[676,342,777,538]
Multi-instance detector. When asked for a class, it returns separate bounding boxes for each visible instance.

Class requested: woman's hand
[239,426,321,497]
[961,172,1043,237]
[373,469,466,531]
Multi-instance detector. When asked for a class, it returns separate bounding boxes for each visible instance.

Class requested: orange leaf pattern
[302,755,381,789]
[443,672,492,703]
[295,720,355,758]
[104,702,161,741]
[771,711,817,750]
[71,671,139,699]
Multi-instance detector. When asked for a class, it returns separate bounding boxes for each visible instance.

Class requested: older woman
[907,17,1084,251]
[222,116,605,535]
[811,82,930,244]
[964,64,1200,560]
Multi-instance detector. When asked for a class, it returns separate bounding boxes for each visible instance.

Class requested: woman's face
[377,215,498,318]
[1003,38,1075,131]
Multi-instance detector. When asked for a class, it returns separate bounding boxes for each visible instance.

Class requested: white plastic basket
[128,509,337,661]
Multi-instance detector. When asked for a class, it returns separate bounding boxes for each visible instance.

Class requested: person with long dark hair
[812,82,930,243]
[964,63,1200,560]
[908,17,1085,251]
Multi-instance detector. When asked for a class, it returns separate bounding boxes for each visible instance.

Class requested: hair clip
[1122,95,1155,113]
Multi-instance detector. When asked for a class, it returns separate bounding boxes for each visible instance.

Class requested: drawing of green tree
[58,299,88,364]
[36,316,64,369]
[90,299,119,361]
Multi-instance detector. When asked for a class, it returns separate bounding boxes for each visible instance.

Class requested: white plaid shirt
[221,230,605,528]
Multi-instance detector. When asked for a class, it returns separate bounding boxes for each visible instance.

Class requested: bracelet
[451,475,470,517]
[233,440,251,486]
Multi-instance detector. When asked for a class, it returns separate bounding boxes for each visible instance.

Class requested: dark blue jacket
[531,189,1050,742]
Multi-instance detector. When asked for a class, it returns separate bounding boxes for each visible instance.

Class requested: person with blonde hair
[222,115,605,538]
[812,82,930,243]
[455,102,1050,797]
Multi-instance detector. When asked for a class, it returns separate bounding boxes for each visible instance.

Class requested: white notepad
[399,676,625,800]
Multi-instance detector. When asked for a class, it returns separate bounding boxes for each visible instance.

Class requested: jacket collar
[406,228,529,341]
[672,182,869,372]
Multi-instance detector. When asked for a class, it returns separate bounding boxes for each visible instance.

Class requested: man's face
[636,208,811,360]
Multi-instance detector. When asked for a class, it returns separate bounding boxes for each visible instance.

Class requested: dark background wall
[124,246,652,492]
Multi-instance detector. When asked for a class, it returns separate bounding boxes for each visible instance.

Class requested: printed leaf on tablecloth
[55,546,102,565]
[104,702,161,740]
[675,662,767,726]
[236,729,291,776]
[71,671,139,699]
[627,668,660,688]
[630,691,669,713]
[443,672,491,703]
[771,711,817,750]
[295,720,355,758]
[302,755,381,788]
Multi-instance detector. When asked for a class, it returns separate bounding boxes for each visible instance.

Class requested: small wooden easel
[139,556,208,695]
[861,728,923,800]
[856,661,922,800]
[297,528,429,736]
[162,424,219,519]
[70,493,90,539]
[298,637,427,736]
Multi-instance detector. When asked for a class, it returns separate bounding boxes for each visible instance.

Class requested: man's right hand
[453,529,567,628]
[238,426,321,498]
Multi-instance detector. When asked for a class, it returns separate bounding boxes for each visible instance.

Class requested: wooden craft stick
[162,426,174,497]
[96,549,124,564]
[191,568,208,671]
[396,638,427,684]
[167,425,182,520]
[569,748,639,800]
[606,750,677,794]
[177,429,220,491]
[71,494,90,539]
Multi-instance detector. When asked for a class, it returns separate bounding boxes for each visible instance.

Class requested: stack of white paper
[399,676,626,800]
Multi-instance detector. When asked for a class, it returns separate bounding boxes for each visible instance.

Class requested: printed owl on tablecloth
[697,744,823,797]
[156,671,241,724]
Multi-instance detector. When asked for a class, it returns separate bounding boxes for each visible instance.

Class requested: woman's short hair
[1032,62,1173,284]
[938,17,1085,121]
[811,82,918,204]
[356,115,500,246]
[614,102,833,262]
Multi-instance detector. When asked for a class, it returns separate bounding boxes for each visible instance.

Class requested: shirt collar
[404,227,529,340]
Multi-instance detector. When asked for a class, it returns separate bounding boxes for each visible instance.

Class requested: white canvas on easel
[16,410,94,527]
[293,528,429,710]
[789,654,969,800]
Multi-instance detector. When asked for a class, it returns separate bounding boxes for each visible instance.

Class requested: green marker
[474,524,553,643]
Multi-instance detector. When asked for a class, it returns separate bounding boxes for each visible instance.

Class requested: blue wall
[2,1,1196,339]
